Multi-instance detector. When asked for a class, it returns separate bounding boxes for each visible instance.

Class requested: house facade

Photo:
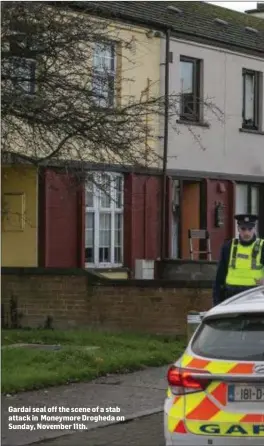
[164,27,264,260]
[2,2,264,276]
[2,3,164,275]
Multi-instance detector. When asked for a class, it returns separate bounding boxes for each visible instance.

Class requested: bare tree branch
[1,1,224,173]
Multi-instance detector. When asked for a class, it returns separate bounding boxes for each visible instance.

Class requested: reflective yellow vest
[225,238,264,287]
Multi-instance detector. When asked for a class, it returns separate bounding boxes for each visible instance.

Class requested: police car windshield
[191,313,264,361]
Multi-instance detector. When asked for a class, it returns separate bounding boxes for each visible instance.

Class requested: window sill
[85,263,123,269]
[176,119,210,128]
[239,128,264,135]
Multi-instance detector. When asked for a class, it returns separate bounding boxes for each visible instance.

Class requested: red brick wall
[40,171,168,272]
[206,179,235,260]
[2,273,212,335]
[40,170,84,268]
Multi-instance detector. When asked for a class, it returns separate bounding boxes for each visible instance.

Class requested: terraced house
[156,1,264,260]
[2,1,162,274]
[2,2,264,278]
[246,2,264,19]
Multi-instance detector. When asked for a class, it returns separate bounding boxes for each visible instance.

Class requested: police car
[164,286,264,446]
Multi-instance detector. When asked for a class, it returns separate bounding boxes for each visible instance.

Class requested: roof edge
[50,2,264,58]
[245,9,263,13]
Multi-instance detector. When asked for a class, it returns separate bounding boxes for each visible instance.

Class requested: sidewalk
[2,365,168,446]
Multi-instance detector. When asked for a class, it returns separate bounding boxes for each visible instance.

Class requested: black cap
[234,214,258,228]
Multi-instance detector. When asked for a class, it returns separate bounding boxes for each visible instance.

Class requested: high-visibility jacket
[225,238,264,287]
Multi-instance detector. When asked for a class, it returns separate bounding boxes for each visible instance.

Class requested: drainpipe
[160,28,170,260]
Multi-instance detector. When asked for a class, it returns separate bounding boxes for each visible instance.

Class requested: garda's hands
[255,279,264,285]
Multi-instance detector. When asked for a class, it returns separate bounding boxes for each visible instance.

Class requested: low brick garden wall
[2,268,213,335]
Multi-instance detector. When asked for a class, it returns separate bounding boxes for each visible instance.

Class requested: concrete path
[2,366,168,446]
[30,413,164,446]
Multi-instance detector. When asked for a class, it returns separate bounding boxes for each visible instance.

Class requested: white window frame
[85,172,123,268]
[92,41,116,108]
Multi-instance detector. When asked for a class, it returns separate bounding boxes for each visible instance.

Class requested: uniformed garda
[226,238,264,287]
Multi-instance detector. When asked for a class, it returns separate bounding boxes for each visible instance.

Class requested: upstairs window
[180,56,202,121]
[2,33,36,95]
[242,69,261,130]
[93,42,116,108]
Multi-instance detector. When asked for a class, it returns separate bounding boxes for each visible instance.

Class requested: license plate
[228,384,264,402]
